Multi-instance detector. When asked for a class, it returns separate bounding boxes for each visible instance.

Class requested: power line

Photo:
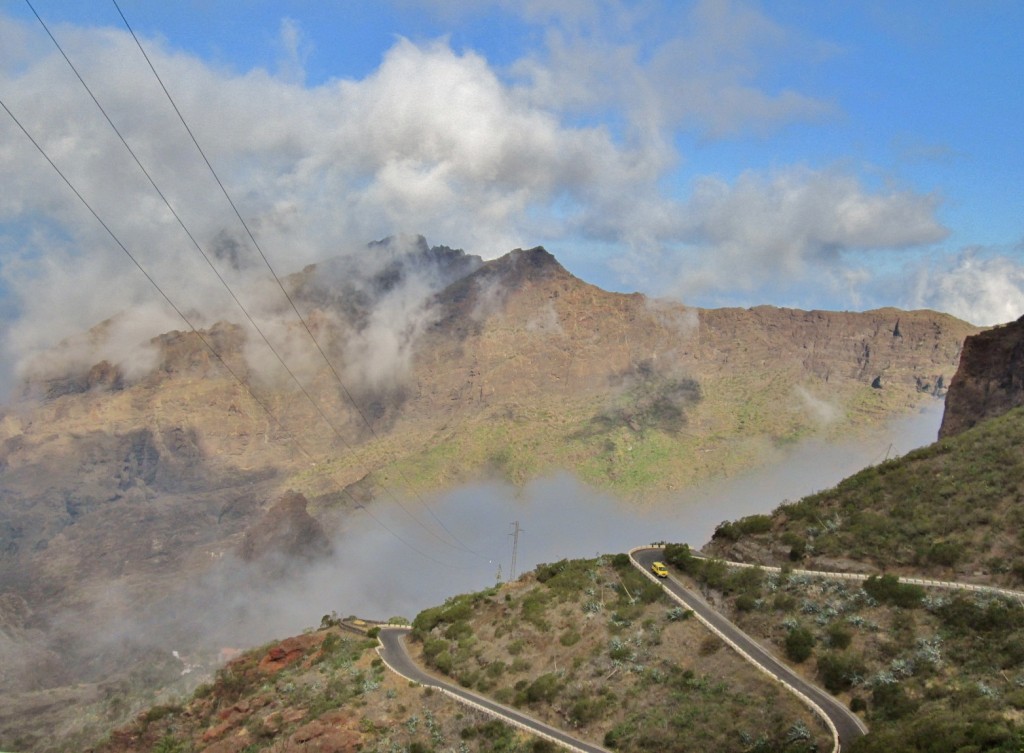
[0,93,472,573]
[107,0,485,560]
[24,0,482,562]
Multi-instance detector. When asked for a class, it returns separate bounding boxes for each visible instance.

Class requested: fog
[182,401,943,646]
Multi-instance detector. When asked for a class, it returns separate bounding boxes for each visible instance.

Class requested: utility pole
[508,521,523,581]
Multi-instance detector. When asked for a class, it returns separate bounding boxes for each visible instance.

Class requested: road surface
[377,626,610,753]
[374,548,875,752]
[632,547,867,750]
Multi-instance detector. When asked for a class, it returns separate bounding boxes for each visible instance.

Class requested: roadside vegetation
[86,625,548,753]
[670,406,1024,752]
[410,554,828,753]
[704,407,1024,584]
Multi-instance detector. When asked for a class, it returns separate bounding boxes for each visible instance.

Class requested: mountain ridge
[0,239,980,750]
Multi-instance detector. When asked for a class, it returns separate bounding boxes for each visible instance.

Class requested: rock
[258,635,311,674]
[237,491,332,565]
[285,710,362,752]
[940,315,1024,438]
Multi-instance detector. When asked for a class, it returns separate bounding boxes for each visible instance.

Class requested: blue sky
[1,1,1023,388]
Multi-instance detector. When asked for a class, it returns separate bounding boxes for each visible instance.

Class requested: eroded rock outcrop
[236,491,332,565]
[939,315,1024,438]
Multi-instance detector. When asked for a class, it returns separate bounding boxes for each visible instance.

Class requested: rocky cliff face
[939,315,1024,438]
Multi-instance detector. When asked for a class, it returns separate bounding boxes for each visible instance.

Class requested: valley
[0,242,985,750]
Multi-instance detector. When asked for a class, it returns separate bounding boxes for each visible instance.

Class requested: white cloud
[0,18,634,389]
[636,167,948,303]
[275,18,311,85]
[905,250,1024,326]
[0,7,957,394]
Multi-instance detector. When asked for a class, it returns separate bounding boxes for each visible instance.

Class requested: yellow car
[651,561,669,578]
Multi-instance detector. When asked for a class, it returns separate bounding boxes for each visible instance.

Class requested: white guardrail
[377,549,1024,753]
[375,629,601,753]
[630,546,847,753]
[709,556,1024,602]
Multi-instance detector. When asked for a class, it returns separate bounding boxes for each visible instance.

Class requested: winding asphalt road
[377,627,609,753]
[375,546,877,752]
[631,547,867,751]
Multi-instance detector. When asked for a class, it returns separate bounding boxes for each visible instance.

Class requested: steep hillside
[85,556,830,753]
[703,405,1024,583]
[688,331,1024,752]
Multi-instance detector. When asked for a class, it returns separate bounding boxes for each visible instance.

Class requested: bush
[560,630,581,647]
[870,683,918,721]
[817,651,866,693]
[784,626,815,663]
[664,543,696,572]
[444,620,473,641]
[826,622,853,650]
[927,541,964,568]
[433,650,453,675]
[152,736,187,753]
[735,593,758,612]
[525,673,562,704]
[863,574,924,609]
[938,593,1024,635]
[570,694,612,725]
[712,521,741,542]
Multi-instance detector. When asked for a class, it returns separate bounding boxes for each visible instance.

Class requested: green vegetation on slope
[685,406,1024,752]
[87,629,546,753]
[664,548,1024,753]
[411,555,829,753]
[710,406,1024,582]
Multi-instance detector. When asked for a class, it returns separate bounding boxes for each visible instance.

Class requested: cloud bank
[1,2,1022,394]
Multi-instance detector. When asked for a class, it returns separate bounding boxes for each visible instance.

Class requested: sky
[1,0,1023,391]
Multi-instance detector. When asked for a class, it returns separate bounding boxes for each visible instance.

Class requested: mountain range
[0,239,980,750]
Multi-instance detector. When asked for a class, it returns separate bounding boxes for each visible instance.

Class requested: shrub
[413,606,445,634]
[870,683,918,721]
[433,650,453,675]
[826,622,853,650]
[525,673,562,704]
[444,621,473,641]
[785,626,815,663]
[927,541,964,568]
[817,651,866,693]
[698,635,722,656]
[697,559,730,591]
[863,574,924,609]
[712,521,741,542]
[738,514,773,535]
[560,630,581,647]
[570,694,612,725]
[152,736,187,753]
[664,543,696,572]
[773,593,797,612]
[735,593,758,612]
